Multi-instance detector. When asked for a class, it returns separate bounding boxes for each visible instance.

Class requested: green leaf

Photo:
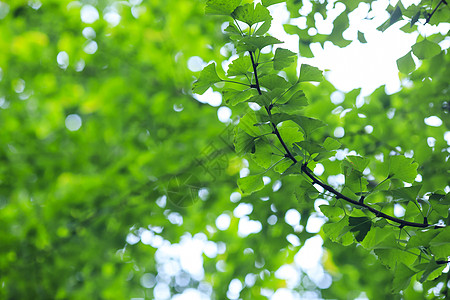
[236,36,283,52]
[429,227,450,258]
[397,51,416,74]
[410,10,420,27]
[227,56,251,76]
[406,230,440,250]
[258,74,290,91]
[429,193,450,219]
[239,111,272,137]
[273,48,296,70]
[329,11,351,47]
[342,161,368,194]
[251,139,278,169]
[274,158,295,174]
[357,31,367,43]
[234,127,255,155]
[347,155,369,172]
[295,141,325,156]
[377,4,403,32]
[388,156,418,183]
[299,64,323,82]
[348,216,372,242]
[391,185,422,202]
[270,113,326,136]
[246,93,272,106]
[419,258,445,283]
[222,88,255,106]
[322,215,354,245]
[276,90,308,114]
[412,39,442,59]
[323,137,341,151]
[224,23,241,36]
[390,5,403,26]
[319,205,344,222]
[206,0,242,15]
[261,0,284,7]
[282,162,303,176]
[192,63,222,94]
[238,174,264,195]
[277,125,303,147]
[360,226,395,250]
[374,248,417,269]
[231,3,272,27]
[254,20,271,35]
[392,263,415,293]
[292,116,326,136]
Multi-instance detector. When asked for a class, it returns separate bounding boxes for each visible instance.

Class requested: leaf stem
[223,80,251,87]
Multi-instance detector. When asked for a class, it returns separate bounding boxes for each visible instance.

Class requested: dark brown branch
[300,163,444,229]
[426,0,448,24]
[249,51,297,163]
[248,50,446,230]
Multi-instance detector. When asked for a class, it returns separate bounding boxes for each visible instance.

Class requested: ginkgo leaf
[348,216,372,242]
[239,111,271,137]
[276,90,308,114]
[347,155,369,172]
[391,185,422,202]
[236,36,282,52]
[224,23,241,36]
[357,31,367,43]
[374,248,417,270]
[412,39,442,59]
[234,127,255,155]
[299,64,323,82]
[238,174,264,195]
[192,63,222,94]
[388,155,418,183]
[261,0,284,6]
[259,74,290,90]
[323,137,341,151]
[231,3,272,27]
[251,139,278,169]
[205,0,241,15]
[273,48,296,70]
[269,113,326,136]
[397,51,415,74]
[254,20,271,35]
[418,259,446,283]
[429,227,450,258]
[222,88,255,106]
[377,4,403,32]
[392,263,415,293]
[227,56,251,76]
[320,205,344,222]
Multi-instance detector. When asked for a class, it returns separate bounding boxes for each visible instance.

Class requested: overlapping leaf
[231,3,272,27]
[192,63,222,94]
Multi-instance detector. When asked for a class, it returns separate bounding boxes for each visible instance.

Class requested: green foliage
[193,63,222,94]
[193,0,450,298]
[1,0,449,299]
[397,51,416,74]
[412,38,442,60]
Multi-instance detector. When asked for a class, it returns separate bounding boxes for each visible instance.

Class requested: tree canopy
[0,0,449,299]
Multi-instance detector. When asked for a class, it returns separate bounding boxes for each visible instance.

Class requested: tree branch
[426,0,448,24]
[249,51,298,163]
[248,49,445,230]
[299,163,444,229]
